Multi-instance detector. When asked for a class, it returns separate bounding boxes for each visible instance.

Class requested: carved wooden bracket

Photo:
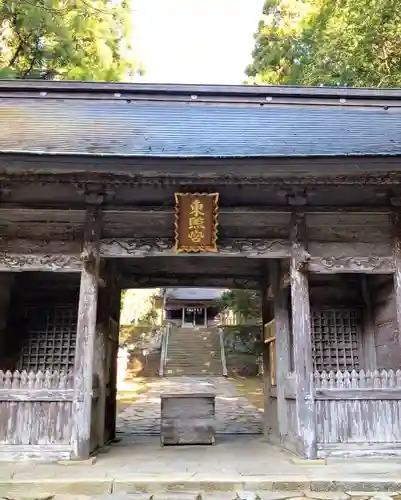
[0,252,81,272]
[75,183,115,204]
[308,255,394,274]
[294,250,311,272]
[99,237,292,258]
[277,188,317,207]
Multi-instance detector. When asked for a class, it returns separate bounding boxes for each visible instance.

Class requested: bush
[119,325,159,344]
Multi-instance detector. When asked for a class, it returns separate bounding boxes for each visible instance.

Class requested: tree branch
[9,39,24,66]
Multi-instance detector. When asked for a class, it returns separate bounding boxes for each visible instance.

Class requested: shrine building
[0,81,400,461]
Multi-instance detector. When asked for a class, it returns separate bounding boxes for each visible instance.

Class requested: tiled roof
[1,82,401,157]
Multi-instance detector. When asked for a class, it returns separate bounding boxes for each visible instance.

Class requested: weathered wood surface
[0,444,72,461]
[393,214,401,365]
[160,393,215,445]
[100,238,291,258]
[315,370,401,456]
[0,231,395,257]
[308,256,394,274]
[290,211,316,459]
[317,442,401,458]
[370,275,400,370]
[270,260,292,448]
[0,253,81,272]
[71,205,101,460]
[361,276,377,370]
[261,284,275,438]
[284,372,296,400]
[0,370,74,446]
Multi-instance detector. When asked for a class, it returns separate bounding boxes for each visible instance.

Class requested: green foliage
[137,307,158,326]
[219,324,263,355]
[246,0,401,87]
[0,0,143,80]
[120,289,161,326]
[119,324,157,344]
[219,324,261,338]
[214,289,261,321]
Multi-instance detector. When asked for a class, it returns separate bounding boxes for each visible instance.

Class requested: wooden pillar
[361,275,377,370]
[92,263,112,451]
[0,273,14,360]
[394,213,401,341]
[270,259,291,445]
[72,205,102,460]
[261,283,273,438]
[290,212,316,459]
[104,263,122,443]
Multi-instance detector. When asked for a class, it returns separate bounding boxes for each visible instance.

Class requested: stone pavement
[116,376,263,438]
[3,435,401,498]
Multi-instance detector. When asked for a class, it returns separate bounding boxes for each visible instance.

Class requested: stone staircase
[165,326,223,376]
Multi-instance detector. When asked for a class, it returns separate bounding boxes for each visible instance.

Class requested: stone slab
[0,479,113,497]
[58,457,98,466]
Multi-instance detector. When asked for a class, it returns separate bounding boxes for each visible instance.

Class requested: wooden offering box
[160,393,216,445]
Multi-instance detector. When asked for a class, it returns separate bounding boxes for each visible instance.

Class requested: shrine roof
[164,288,226,301]
[1,81,401,158]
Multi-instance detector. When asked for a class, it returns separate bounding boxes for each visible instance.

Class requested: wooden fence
[315,369,401,457]
[0,370,74,460]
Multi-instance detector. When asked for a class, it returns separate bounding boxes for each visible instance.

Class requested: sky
[132,0,264,85]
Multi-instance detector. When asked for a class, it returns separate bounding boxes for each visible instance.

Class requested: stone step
[166,367,222,370]
[167,345,218,349]
[87,492,399,500]
[168,342,218,345]
[166,353,220,358]
[166,352,220,356]
[6,477,401,497]
[165,327,222,376]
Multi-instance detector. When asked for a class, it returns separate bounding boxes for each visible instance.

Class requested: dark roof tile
[1,97,400,157]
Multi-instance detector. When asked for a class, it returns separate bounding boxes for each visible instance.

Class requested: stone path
[116,376,263,437]
[5,491,401,500]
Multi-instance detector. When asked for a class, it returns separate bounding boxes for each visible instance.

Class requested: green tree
[0,0,142,80]
[214,289,261,322]
[246,0,401,87]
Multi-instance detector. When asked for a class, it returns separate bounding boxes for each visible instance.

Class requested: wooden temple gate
[0,81,401,460]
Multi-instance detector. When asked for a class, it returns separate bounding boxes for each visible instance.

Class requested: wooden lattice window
[18,303,77,372]
[311,309,360,372]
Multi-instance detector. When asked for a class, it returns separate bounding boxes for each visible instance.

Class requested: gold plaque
[174,192,219,253]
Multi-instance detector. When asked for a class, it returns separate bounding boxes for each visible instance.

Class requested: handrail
[159,324,171,377]
[159,327,166,377]
[218,327,228,377]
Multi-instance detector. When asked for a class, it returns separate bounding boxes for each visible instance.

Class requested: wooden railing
[218,328,228,377]
[314,369,401,457]
[0,370,74,455]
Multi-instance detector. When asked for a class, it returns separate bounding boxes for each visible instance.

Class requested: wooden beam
[71,205,102,461]
[308,256,394,274]
[119,273,260,289]
[290,211,316,459]
[315,389,401,400]
[0,389,74,401]
[100,238,291,258]
[0,253,81,272]
[0,205,394,215]
[0,444,72,462]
